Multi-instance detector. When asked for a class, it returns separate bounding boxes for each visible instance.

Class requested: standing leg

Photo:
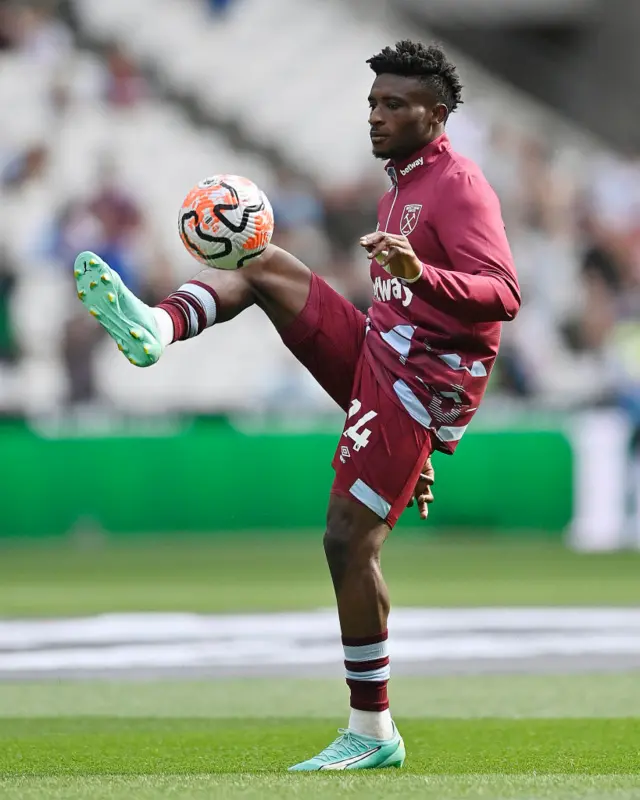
[288,495,405,772]
[289,358,433,772]
[325,496,393,732]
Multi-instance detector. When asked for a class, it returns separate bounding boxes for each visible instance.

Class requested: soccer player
[74,41,520,770]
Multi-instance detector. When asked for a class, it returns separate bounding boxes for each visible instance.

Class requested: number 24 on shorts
[344,399,377,451]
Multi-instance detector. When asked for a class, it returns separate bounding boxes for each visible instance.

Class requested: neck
[393,130,446,164]
[388,132,450,184]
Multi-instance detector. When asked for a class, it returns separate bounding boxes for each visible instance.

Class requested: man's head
[367,41,462,162]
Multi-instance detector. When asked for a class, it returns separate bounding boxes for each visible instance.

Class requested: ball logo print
[178,174,274,270]
[400,204,422,236]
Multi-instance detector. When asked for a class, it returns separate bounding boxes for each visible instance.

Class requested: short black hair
[367,41,463,115]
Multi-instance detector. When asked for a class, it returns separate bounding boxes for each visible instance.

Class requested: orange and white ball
[178,174,274,269]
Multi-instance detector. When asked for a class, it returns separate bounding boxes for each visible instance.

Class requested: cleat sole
[73,250,162,368]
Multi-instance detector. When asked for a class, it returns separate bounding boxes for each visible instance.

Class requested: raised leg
[73,245,313,366]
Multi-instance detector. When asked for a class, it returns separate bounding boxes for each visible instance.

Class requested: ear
[432,103,448,126]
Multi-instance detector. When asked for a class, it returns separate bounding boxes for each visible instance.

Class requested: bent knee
[243,245,312,330]
[323,525,352,562]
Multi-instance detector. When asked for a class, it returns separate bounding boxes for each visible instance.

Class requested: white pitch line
[1,609,640,673]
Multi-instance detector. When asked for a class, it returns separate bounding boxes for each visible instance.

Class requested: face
[368,73,447,161]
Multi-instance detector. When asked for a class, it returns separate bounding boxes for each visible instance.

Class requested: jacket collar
[386,133,451,187]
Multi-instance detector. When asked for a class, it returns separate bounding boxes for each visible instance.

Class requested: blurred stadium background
[1,1,640,796]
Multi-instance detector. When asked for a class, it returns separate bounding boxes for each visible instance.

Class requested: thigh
[195,244,365,410]
[246,245,314,331]
[331,356,434,528]
[279,271,367,412]
[193,244,312,326]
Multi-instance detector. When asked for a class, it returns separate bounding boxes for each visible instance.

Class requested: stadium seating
[0,42,334,415]
[0,0,619,414]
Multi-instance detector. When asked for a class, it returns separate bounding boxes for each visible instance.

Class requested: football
[178,174,274,269]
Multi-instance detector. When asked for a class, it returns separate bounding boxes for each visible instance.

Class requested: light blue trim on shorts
[392,379,432,428]
[349,478,392,520]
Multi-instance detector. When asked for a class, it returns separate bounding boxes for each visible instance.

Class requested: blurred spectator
[15,3,71,65]
[61,312,104,408]
[1,144,48,191]
[206,0,236,17]
[104,45,147,108]
[0,248,18,366]
[322,176,380,263]
[0,2,18,50]
[51,159,146,294]
[585,152,640,288]
[2,0,640,418]
[268,167,328,268]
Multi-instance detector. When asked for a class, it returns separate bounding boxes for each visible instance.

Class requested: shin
[324,494,394,739]
[155,245,312,343]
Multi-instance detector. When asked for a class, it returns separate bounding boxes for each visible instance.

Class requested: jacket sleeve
[406,170,521,322]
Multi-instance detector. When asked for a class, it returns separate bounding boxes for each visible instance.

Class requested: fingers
[418,496,430,520]
[360,233,385,258]
[410,456,436,518]
[360,233,407,254]
[417,487,434,519]
[360,232,386,248]
[421,488,435,504]
[365,241,392,262]
[375,246,401,268]
[411,487,435,519]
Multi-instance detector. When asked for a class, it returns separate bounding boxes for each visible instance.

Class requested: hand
[407,456,435,520]
[360,232,423,282]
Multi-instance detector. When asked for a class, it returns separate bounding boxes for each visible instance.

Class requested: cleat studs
[129,357,138,365]
[107,292,116,303]
[100,274,111,284]
[117,343,124,352]
[89,309,100,318]
[130,330,140,340]
[89,259,98,266]
[74,269,82,278]
[143,345,151,355]
[89,280,98,289]
[77,290,85,300]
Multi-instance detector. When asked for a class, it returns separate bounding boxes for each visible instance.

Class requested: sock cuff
[189,279,220,301]
[155,280,218,343]
[156,300,188,342]
[185,280,219,324]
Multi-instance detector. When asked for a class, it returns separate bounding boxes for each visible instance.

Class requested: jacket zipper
[383,183,399,233]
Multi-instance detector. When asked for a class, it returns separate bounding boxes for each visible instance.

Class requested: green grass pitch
[1,537,639,797]
[0,536,639,615]
[1,678,639,798]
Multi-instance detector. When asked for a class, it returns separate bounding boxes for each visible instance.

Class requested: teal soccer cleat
[73,250,163,367]
[288,724,405,771]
